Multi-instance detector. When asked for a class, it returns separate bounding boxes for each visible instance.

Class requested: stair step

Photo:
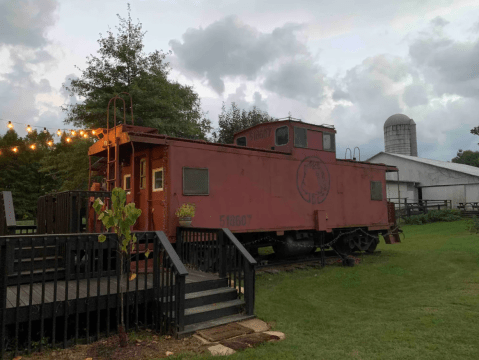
[185,278,228,294]
[177,314,256,338]
[7,268,66,285]
[185,287,238,308]
[185,299,245,326]
[14,256,61,272]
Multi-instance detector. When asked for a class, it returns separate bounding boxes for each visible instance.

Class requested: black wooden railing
[0,231,187,358]
[176,227,256,316]
[37,191,111,234]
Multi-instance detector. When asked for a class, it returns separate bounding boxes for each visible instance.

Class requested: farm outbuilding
[367,152,479,209]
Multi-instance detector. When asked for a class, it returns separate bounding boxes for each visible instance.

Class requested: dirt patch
[23,331,208,360]
[197,323,254,342]
[220,332,280,351]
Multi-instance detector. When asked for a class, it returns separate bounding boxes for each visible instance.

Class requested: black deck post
[218,230,226,278]
[176,227,183,260]
[176,274,186,333]
[0,241,10,357]
[243,260,255,316]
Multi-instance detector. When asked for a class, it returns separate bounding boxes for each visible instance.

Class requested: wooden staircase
[178,271,254,337]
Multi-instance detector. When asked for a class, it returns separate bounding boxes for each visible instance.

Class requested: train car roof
[88,124,293,157]
[233,119,335,138]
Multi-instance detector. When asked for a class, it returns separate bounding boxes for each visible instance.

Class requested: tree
[214,102,274,144]
[39,136,96,191]
[93,187,142,347]
[452,149,479,167]
[0,129,58,219]
[62,4,211,140]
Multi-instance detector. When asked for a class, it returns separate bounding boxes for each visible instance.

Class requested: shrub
[403,209,462,225]
[466,216,479,234]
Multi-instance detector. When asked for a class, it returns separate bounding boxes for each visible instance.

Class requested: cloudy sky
[1,0,479,161]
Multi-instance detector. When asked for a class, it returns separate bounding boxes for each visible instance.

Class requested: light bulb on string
[70,130,76,136]
[12,147,18,153]
[47,140,53,147]
[43,127,47,134]
[30,144,36,150]
[83,133,88,139]
[66,137,71,143]
[26,125,32,133]
[7,121,13,129]
[91,130,96,135]
[57,129,62,137]
[80,130,84,136]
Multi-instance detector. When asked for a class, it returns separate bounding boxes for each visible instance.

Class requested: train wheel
[366,238,379,253]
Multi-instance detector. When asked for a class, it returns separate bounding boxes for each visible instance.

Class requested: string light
[0,119,100,155]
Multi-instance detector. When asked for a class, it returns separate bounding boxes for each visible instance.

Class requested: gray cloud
[263,57,326,107]
[169,16,307,93]
[0,0,58,47]
[409,18,479,98]
[403,83,429,107]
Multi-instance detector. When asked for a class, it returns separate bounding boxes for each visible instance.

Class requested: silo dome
[384,114,418,156]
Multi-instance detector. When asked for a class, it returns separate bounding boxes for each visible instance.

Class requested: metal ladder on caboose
[103,93,135,191]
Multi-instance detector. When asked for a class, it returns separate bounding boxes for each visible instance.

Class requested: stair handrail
[220,228,257,316]
[154,231,188,333]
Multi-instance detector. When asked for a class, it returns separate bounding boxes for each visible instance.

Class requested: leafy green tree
[0,129,58,219]
[214,102,274,144]
[39,136,96,191]
[93,187,142,347]
[452,150,479,168]
[62,4,211,140]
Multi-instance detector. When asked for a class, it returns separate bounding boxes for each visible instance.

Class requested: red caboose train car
[88,118,400,256]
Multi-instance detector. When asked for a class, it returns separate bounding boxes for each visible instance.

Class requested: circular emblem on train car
[296,156,330,204]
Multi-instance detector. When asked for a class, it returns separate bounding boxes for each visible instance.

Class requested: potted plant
[176,203,196,227]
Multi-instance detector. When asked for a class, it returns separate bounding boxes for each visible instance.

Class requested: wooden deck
[4,269,220,324]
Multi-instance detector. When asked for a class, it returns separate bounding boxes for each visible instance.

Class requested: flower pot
[179,217,192,227]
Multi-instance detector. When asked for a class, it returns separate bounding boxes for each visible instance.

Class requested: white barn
[367,152,479,208]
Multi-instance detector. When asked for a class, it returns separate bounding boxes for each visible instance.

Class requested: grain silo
[384,114,418,156]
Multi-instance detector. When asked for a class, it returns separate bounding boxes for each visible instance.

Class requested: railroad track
[255,250,382,272]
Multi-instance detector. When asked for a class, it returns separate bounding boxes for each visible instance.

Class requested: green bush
[466,216,479,234]
[403,209,462,225]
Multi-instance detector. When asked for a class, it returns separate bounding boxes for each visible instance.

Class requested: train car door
[134,156,148,230]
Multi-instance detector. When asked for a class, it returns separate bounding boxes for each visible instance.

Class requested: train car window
[294,127,307,148]
[123,174,131,191]
[140,159,146,189]
[152,168,164,192]
[183,167,209,195]
[323,132,336,152]
[275,126,289,146]
[236,137,247,146]
[370,181,383,201]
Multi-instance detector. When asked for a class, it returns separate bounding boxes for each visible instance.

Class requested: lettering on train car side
[248,128,271,141]
[219,215,252,227]
[296,156,330,204]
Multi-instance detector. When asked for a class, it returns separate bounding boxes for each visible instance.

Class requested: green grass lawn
[188,220,479,359]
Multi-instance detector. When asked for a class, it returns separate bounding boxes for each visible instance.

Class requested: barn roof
[367,152,479,177]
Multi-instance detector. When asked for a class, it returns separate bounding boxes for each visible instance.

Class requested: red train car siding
[119,146,169,232]
[164,140,390,241]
